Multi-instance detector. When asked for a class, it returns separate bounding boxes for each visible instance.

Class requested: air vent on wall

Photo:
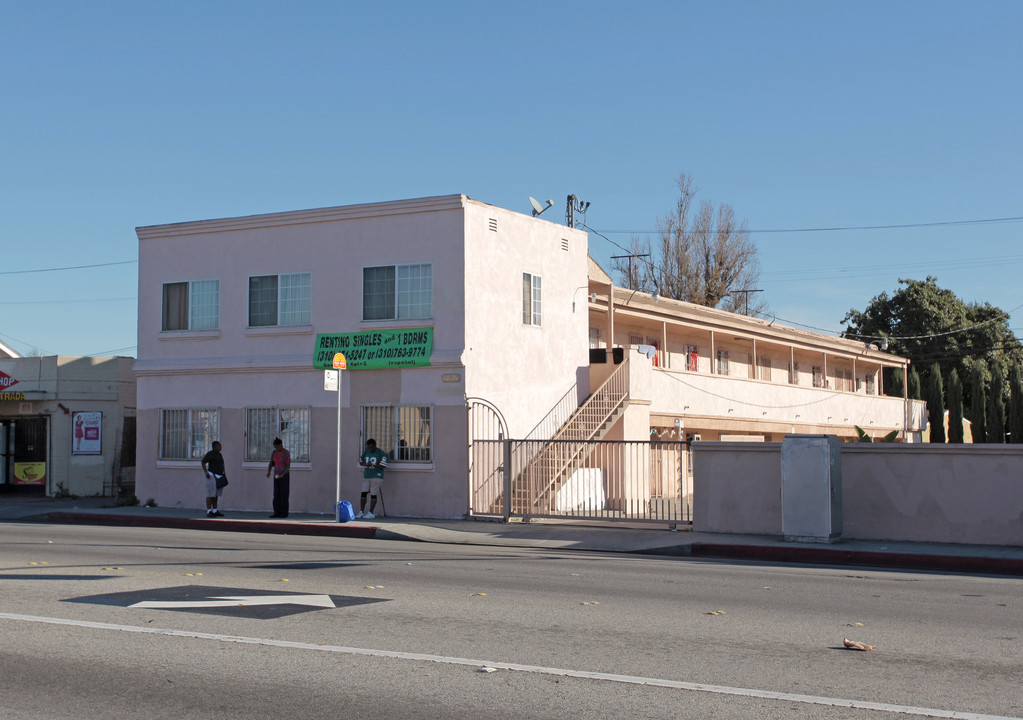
[488,218,498,232]
[561,238,569,251]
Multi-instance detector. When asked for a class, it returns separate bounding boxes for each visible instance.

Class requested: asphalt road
[2,523,1021,719]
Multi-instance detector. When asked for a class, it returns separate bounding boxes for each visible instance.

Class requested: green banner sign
[313,329,433,370]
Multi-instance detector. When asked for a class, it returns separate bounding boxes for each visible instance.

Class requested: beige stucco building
[0,355,136,498]
[134,194,925,519]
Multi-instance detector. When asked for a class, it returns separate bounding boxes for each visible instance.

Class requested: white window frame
[159,408,219,460]
[248,272,312,328]
[716,349,729,376]
[362,263,433,321]
[522,272,542,327]
[361,405,433,463]
[685,345,699,372]
[812,365,825,388]
[244,406,311,463]
[162,280,219,331]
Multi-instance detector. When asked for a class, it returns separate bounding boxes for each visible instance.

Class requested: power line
[0,260,137,276]
[593,214,1023,236]
[0,297,136,306]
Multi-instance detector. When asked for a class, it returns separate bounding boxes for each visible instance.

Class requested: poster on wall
[72,411,102,455]
[14,462,46,485]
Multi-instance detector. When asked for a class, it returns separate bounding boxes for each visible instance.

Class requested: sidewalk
[3,496,1023,576]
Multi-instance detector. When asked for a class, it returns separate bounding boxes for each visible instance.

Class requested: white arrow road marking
[129,594,337,609]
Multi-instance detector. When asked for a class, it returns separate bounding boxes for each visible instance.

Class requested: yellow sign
[333,352,347,370]
[0,392,26,401]
[14,462,46,485]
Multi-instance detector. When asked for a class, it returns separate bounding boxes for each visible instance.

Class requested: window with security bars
[162,280,219,331]
[362,264,432,321]
[160,408,219,460]
[244,407,310,462]
[248,272,311,327]
[361,405,432,462]
[522,272,541,326]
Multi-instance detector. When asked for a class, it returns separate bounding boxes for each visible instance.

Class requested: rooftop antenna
[529,196,553,217]
[566,194,590,228]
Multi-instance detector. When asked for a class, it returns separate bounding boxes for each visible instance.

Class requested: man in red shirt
[266,437,291,518]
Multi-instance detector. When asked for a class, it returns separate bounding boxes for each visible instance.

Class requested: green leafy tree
[926,364,945,443]
[1009,363,1023,443]
[947,368,964,443]
[988,370,1006,443]
[842,277,1023,408]
[969,363,987,443]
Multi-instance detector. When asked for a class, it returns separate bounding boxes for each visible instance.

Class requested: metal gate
[469,437,692,525]
[467,398,508,517]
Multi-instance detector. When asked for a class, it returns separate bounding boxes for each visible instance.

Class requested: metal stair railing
[515,354,631,512]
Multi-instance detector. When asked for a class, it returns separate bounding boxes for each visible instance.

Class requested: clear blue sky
[2,1,1020,357]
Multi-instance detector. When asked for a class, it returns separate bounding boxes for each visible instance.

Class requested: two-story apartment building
[585,259,924,445]
[135,194,925,519]
[136,195,590,518]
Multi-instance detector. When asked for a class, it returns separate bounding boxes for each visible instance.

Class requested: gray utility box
[781,435,842,543]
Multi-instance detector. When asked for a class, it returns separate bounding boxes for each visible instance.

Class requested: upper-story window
[716,349,729,375]
[522,272,542,326]
[363,264,432,321]
[162,280,219,331]
[249,272,311,327]
[685,345,699,372]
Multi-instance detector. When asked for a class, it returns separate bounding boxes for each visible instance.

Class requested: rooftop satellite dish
[529,196,553,217]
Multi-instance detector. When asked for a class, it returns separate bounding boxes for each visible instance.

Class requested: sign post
[330,353,346,506]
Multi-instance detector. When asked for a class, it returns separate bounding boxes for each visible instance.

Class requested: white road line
[1,612,1017,720]
[129,594,337,609]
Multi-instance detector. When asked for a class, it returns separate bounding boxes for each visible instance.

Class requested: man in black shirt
[200,441,227,518]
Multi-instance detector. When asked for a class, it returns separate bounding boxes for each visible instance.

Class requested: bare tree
[613,173,766,316]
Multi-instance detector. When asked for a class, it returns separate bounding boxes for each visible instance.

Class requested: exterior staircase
[490,355,630,514]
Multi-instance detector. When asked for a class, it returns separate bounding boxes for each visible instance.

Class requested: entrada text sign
[313,329,433,370]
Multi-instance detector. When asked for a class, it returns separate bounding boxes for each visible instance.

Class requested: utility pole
[728,288,763,316]
[610,253,650,289]
[566,194,590,228]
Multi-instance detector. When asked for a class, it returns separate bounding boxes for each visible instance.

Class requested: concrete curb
[40,512,378,539]
[689,543,1023,577]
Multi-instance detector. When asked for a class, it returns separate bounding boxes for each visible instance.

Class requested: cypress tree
[988,370,1006,444]
[1008,363,1023,443]
[908,367,922,400]
[927,364,945,444]
[947,368,964,443]
[888,368,905,398]
[969,364,987,443]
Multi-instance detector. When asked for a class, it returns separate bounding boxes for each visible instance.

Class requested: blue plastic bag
[335,500,355,523]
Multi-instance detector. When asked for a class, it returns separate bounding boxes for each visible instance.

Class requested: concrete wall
[693,441,1023,547]
[649,367,925,437]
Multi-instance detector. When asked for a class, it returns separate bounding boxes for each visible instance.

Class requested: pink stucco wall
[693,441,1023,546]
[135,195,591,518]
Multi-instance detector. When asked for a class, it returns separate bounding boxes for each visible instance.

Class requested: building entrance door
[0,417,48,495]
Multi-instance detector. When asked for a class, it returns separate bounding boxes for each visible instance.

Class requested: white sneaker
[363,512,375,519]
[354,511,364,519]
